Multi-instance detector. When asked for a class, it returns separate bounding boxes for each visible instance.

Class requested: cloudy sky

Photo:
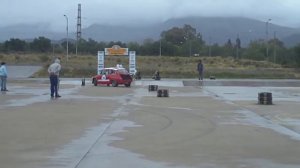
[1,0,300,32]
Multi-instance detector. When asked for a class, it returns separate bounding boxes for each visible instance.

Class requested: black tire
[93,78,97,86]
[111,80,118,87]
[125,83,131,87]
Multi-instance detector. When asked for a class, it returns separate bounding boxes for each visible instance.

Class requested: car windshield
[117,69,129,74]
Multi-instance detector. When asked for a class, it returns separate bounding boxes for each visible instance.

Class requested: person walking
[48,58,61,98]
[197,60,204,80]
[0,62,8,91]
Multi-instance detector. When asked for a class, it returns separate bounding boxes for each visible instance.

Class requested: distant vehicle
[92,67,132,87]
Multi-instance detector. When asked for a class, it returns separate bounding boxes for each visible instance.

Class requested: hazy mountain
[83,17,300,47]
[0,23,64,41]
[162,17,300,47]
[281,34,300,47]
[1,17,300,47]
[82,24,160,43]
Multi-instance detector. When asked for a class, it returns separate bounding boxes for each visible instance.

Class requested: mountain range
[1,17,300,47]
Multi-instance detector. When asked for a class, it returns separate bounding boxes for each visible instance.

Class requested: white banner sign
[97,51,105,75]
[129,51,136,75]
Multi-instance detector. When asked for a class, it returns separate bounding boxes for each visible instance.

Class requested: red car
[92,67,132,87]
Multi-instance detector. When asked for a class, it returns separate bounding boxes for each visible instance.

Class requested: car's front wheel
[93,78,97,86]
[125,83,131,87]
[111,80,118,87]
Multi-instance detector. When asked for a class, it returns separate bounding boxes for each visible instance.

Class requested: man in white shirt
[48,58,61,98]
[0,62,8,91]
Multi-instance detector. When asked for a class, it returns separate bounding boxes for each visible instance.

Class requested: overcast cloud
[1,0,300,32]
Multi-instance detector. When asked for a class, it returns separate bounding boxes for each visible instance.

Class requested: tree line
[0,24,300,67]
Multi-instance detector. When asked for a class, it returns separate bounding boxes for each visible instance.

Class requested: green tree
[96,42,107,53]
[223,39,234,57]
[140,38,157,55]
[242,40,265,60]
[210,43,223,56]
[30,36,51,52]
[182,24,197,40]
[161,27,185,45]
[268,38,289,65]
[61,41,75,54]
[294,44,300,67]
[185,32,205,56]
[162,41,179,56]
[127,42,140,54]
[160,24,205,56]
[107,41,126,48]
[77,38,99,54]
[4,38,27,52]
[0,42,3,52]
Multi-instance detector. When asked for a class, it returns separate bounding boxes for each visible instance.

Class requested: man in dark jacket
[197,60,204,80]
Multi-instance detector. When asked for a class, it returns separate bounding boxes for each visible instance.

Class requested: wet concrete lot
[1,79,300,168]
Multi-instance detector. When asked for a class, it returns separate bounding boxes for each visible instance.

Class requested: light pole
[63,14,69,62]
[159,39,162,57]
[273,31,277,63]
[208,36,211,57]
[266,18,271,59]
[189,39,192,57]
[236,34,240,59]
[184,36,192,57]
[184,31,192,57]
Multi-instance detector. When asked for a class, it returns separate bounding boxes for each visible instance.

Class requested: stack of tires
[157,89,169,97]
[148,85,158,92]
[258,92,272,105]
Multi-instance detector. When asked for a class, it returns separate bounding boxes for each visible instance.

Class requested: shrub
[39,54,49,62]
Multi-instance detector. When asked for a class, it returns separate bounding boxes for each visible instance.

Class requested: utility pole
[76,3,82,56]
[189,39,192,57]
[52,43,54,57]
[185,31,192,57]
[273,31,277,63]
[159,39,162,57]
[266,19,272,59]
[236,34,241,59]
[63,14,69,62]
[208,36,211,57]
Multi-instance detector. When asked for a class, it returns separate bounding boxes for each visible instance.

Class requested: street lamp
[184,35,192,57]
[63,14,69,62]
[236,34,240,59]
[189,39,192,57]
[266,18,271,59]
[273,31,277,63]
[208,36,211,57]
[159,39,162,57]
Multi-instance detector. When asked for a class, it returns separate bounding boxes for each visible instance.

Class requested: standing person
[55,57,61,91]
[0,62,8,91]
[48,58,61,98]
[197,60,204,80]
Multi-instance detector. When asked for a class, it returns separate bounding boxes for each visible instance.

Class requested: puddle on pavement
[205,86,300,102]
[3,79,300,167]
[217,109,300,141]
[46,119,193,168]
[1,85,81,108]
